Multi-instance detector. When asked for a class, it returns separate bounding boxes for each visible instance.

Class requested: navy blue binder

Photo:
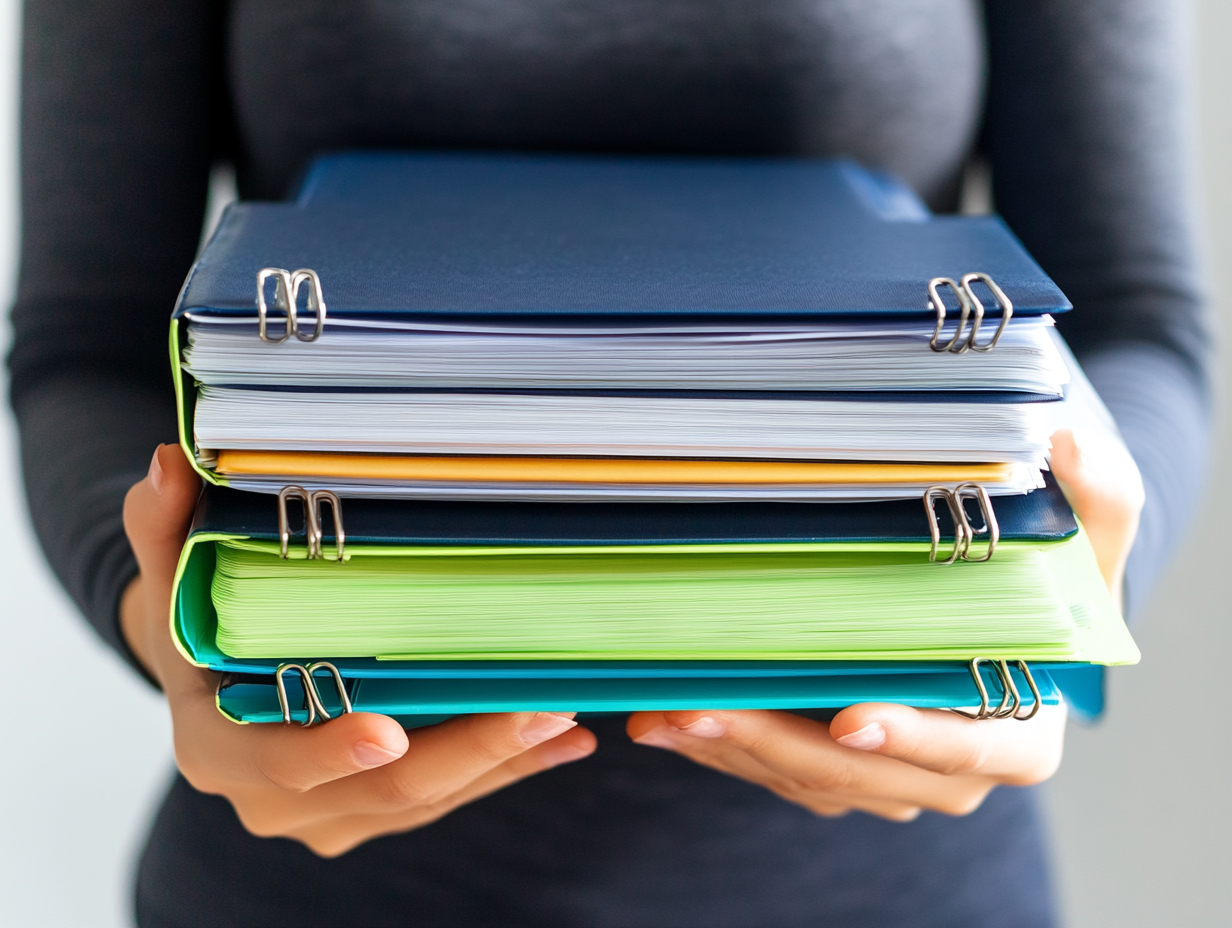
[192,474,1078,547]
[175,152,1070,319]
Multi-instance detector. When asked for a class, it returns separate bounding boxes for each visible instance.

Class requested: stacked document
[168,152,1137,726]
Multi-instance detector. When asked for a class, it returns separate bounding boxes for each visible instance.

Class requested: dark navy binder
[191,472,1078,547]
[175,152,1070,318]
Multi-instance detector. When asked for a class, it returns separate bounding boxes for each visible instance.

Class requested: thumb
[123,443,202,586]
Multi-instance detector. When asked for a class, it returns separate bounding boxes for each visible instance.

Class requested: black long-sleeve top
[9,2,1211,926]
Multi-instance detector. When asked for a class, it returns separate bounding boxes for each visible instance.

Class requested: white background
[0,2,1229,925]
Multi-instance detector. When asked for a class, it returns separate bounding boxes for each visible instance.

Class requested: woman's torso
[227,0,984,208]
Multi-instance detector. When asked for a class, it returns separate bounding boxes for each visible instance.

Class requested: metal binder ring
[306,662,354,718]
[927,277,971,353]
[275,663,318,726]
[953,484,999,562]
[277,487,346,561]
[290,269,327,342]
[277,486,310,559]
[309,489,346,562]
[990,660,1022,720]
[923,487,970,564]
[257,268,297,344]
[1010,660,1042,721]
[960,273,1013,352]
[951,657,993,720]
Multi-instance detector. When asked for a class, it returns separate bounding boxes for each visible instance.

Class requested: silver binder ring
[307,662,354,718]
[290,269,327,342]
[923,486,970,564]
[275,663,317,726]
[953,483,999,562]
[277,486,345,561]
[277,486,310,559]
[927,277,971,353]
[990,660,1021,719]
[951,657,993,720]
[309,489,346,562]
[257,268,297,343]
[1010,660,1042,721]
[960,272,1013,352]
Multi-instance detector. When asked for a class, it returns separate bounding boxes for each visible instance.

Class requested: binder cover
[216,661,1068,725]
[186,473,1078,548]
[174,153,1070,318]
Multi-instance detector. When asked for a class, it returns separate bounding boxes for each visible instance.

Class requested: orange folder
[215,450,1014,486]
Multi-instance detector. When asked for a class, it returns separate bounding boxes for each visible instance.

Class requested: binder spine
[257,267,327,343]
[927,272,1014,353]
[278,486,346,561]
[273,661,354,726]
[923,484,999,563]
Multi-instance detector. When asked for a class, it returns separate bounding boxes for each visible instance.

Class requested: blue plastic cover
[176,152,1070,318]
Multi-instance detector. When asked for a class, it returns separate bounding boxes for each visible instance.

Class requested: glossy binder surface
[216,662,1065,724]
[188,474,1078,547]
[175,153,1070,318]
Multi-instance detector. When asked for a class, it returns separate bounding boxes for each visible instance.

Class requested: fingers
[629,709,998,816]
[310,711,585,814]
[829,702,1067,786]
[123,443,201,585]
[632,720,912,820]
[285,724,598,857]
[173,701,411,795]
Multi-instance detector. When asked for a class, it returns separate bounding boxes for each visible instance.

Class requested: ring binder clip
[290,269,326,342]
[275,663,319,726]
[257,267,326,342]
[927,277,971,353]
[951,658,1041,721]
[278,486,346,561]
[306,662,354,719]
[990,660,1020,719]
[277,486,310,558]
[257,268,296,344]
[274,662,353,725]
[309,489,345,562]
[959,272,1013,352]
[953,483,999,562]
[1010,659,1042,720]
[952,657,993,719]
[923,486,970,564]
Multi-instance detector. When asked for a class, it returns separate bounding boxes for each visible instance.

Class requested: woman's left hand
[627,426,1144,820]
[627,702,1065,821]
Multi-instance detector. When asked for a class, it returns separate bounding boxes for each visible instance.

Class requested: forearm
[13,373,177,677]
[1077,342,1211,616]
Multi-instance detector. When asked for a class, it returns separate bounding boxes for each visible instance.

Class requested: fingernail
[148,447,164,495]
[632,728,680,750]
[352,740,402,768]
[519,712,578,746]
[538,741,592,768]
[671,716,727,739]
[836,722,886,752]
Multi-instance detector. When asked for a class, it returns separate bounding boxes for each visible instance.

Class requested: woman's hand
[626,427,1145,821]
[121,443,596,857]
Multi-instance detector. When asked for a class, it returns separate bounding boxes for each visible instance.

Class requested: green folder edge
[174,532,1134,724]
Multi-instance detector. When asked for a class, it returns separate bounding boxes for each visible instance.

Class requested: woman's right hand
[121,443,596,857]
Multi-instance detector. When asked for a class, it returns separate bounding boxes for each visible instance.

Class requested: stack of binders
[169,153,1138,728]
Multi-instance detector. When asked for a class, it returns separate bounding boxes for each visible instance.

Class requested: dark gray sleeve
[983,0,1212,615]
[8,0,224,671]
